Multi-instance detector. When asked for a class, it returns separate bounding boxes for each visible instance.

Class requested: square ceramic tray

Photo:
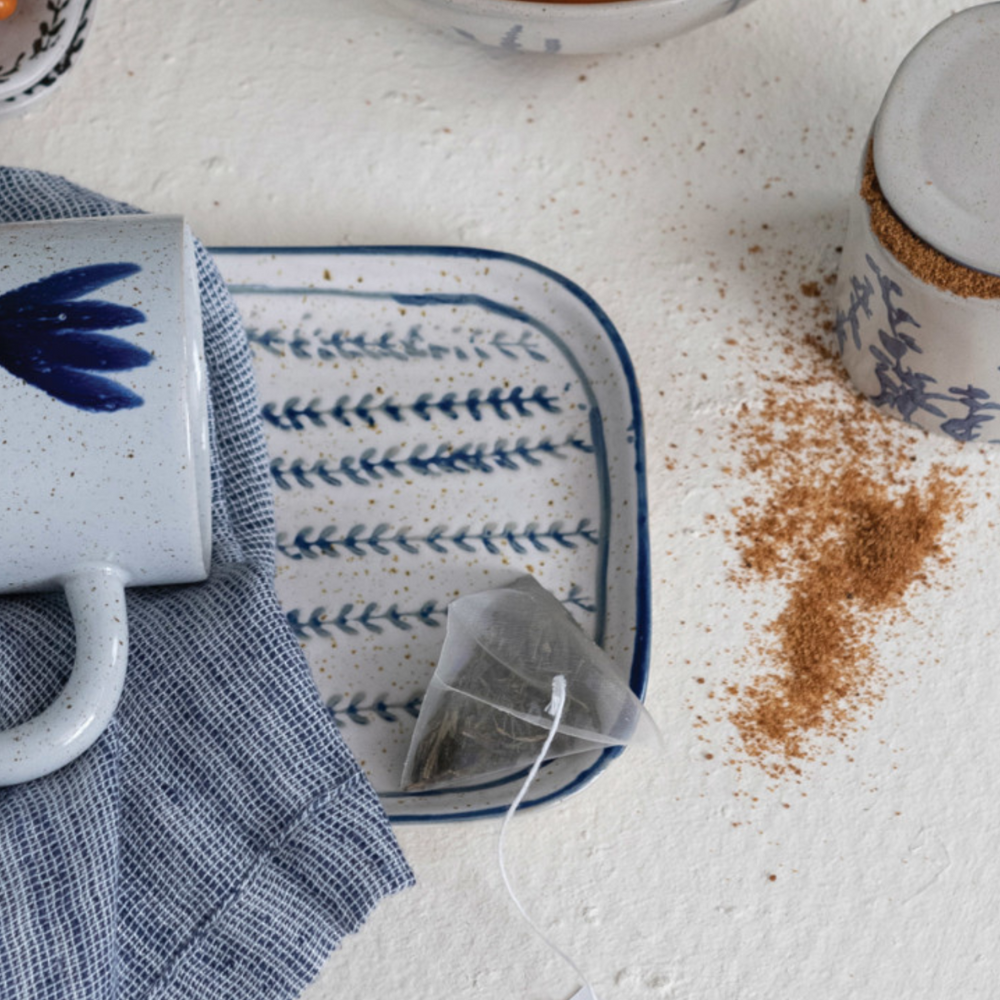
[212,246,650,822]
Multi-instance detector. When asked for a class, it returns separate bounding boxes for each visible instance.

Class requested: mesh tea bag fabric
[0,168,413,1000]
[401,575,653,792]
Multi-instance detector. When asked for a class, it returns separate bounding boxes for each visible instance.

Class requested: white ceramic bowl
[0,0,88,99]
[385,0,760,54]
[0,0,95,118]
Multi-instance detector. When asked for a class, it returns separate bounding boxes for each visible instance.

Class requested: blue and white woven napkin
[0,168,413,1000]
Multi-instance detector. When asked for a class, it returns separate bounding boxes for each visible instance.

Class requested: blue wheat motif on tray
[247,322,549,364]
[288,584,595,640]
[0,263,152,412]
[270,434,594,490]
[262,385,561,431]
[288,600,447,637]
[326,692,424,729]
[834,253,1000,442]
[277,519,600,561]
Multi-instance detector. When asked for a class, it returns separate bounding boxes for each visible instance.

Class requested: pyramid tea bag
[401,575,654,792]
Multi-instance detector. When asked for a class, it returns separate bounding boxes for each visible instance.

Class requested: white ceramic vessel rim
[872,2,1000,276]
[180,223,213,577]
[417,0,736,19]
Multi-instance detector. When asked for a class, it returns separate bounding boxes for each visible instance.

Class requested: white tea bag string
[497,674,600,1000]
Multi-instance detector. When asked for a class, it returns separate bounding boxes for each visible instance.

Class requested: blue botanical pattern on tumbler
[835,253,1000,442]
[0,262,152,412]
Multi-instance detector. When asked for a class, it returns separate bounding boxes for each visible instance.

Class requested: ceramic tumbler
[0,214,211,784]
[834,3,1000,443]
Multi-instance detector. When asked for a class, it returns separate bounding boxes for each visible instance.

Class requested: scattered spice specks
[713,247,966,780]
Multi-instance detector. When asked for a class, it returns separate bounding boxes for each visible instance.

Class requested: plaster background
[4,1,997,997]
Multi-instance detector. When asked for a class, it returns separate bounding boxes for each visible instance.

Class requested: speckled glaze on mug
[0,214,211,784]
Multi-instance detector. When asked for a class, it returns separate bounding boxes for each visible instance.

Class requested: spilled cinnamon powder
[723,304,965,778]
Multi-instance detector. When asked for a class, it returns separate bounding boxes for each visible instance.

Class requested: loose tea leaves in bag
[401,575,654,792]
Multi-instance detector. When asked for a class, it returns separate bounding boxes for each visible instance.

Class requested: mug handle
[0,567,128,786]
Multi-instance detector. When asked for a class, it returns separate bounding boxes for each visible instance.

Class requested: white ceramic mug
[0,214,211,784]
[834,4,1000,443]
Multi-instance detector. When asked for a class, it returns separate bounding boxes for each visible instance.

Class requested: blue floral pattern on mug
[0,262,152,412]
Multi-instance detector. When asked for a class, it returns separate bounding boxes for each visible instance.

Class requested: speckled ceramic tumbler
[834,3,1000,443]
[0,214,211,784]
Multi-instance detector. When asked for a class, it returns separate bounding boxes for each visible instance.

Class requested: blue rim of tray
[215,244,651,822]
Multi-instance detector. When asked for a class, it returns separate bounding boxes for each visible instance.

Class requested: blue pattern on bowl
[387,0,761,55]
[0,0,94,114]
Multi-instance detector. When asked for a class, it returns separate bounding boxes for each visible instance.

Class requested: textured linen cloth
[0,169,414,1000]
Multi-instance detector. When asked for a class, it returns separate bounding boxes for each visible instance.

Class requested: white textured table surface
[6,1,999,997]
